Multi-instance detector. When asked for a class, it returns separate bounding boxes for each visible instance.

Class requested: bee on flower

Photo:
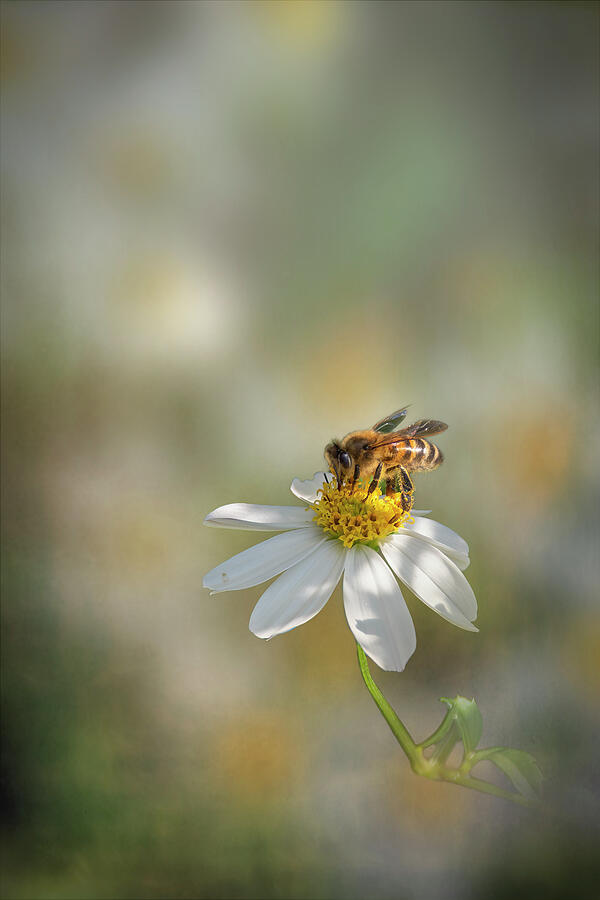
[203,408,477,672]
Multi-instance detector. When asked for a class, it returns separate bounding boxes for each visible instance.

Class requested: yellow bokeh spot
[561,614,600,701]
[252,0,342,50]
[214,712,302,800]
[312,479,412,548]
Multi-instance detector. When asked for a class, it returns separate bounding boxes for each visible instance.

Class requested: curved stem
[356,643,420,768]
[355,642,537,807]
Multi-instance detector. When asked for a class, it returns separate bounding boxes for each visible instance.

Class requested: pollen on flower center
[311,479,412,548]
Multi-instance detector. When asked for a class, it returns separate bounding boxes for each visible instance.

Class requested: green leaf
[440,696,483,754]
[483,748,543,801]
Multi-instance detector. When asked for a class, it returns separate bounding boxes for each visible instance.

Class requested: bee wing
[368,419,448,448]
[394,419,448,438]
[372,405,411,434]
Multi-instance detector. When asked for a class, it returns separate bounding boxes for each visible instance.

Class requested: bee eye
[338,450,351,469]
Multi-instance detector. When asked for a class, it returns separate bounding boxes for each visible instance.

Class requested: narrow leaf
[485,748,543,801]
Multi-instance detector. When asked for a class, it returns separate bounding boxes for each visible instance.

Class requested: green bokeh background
[2,2,599,898]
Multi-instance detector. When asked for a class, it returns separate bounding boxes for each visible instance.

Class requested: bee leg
[399,466,414,513]
[400,494,413,514]
[385,472,402,496]
[350,464,360,492]
[399,467,413,493]
[366,462,383,497]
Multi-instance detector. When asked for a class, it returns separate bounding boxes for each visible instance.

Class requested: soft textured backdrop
[2,2,599,898]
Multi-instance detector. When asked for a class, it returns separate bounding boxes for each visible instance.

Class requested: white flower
[203,472,477,672]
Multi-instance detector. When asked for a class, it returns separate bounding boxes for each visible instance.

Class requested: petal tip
[248,621,268,639]
[383,661,408,673]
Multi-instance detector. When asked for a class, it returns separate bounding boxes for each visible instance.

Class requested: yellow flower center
[312,479,413,549]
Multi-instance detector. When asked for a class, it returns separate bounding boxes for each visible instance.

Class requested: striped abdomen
[392,438,444,471]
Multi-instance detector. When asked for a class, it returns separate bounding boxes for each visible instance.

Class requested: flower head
[203,472,477,671]
[312,479,410,547]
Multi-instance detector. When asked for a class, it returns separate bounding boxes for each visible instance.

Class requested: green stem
[355,643,421,770]
[355,642,537,807]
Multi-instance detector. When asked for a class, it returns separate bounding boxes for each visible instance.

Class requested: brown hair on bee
[325,406,447,509]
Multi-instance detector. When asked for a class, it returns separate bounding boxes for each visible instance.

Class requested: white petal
[381,535,478,631]
[343,545,416,672]
[249,539,346,639]
[401,516,470,570]
[290,471,328,503]
[204,503,314,531]
[203,527,325,593]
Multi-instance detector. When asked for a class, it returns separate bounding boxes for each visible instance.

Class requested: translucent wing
[368,419,448,447]
[396,419,448,438]
[372,406,411,434]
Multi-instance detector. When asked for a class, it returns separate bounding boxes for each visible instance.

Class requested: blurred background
[1,2,599,898]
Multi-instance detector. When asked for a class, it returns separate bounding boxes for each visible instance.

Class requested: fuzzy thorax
[312,480,412,548]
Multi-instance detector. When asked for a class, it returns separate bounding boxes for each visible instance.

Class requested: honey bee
[324,406,448,511]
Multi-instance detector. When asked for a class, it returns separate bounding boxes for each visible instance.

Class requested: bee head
[324,441,353,479]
